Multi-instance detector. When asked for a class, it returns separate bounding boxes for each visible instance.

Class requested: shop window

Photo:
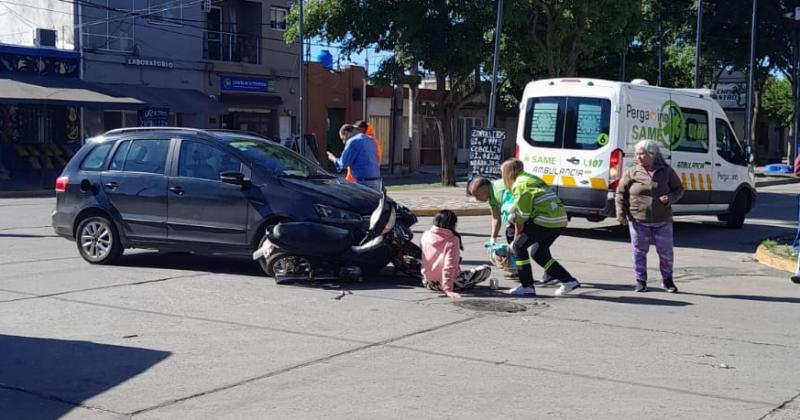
[83,1,135,52]
[271,7,288,30]
[149,0,183,26]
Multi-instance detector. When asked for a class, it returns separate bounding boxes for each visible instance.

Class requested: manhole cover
[453,299,528,313]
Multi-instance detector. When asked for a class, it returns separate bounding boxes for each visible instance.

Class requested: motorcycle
[252,195,421,283]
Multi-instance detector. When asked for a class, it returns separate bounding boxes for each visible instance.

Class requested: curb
[411,207,491,217]
[754,244,796,273]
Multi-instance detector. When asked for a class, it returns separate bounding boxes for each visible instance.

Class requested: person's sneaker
[535,274,559,286]
[792,275,800,284]
[554,280,581,296]
[508,285,536,296]
[662,278,678,293]
[634,281,647,293]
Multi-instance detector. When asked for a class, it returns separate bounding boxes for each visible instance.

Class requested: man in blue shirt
[327,124,382,191]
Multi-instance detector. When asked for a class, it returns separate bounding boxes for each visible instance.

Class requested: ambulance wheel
[586,215,606,223]
[723,193,747,229]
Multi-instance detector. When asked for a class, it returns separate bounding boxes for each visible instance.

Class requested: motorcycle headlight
[314,204,362,224]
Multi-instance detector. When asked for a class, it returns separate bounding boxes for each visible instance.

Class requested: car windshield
[217,133,332,179]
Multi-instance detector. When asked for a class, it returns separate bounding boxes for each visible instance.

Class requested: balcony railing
[203,30,261,64]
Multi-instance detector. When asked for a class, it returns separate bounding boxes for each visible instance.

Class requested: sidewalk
[393,175,799,216]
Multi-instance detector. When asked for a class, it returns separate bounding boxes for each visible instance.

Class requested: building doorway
[326,108,345,157]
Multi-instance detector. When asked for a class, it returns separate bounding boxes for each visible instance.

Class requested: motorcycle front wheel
[267,252,313,283]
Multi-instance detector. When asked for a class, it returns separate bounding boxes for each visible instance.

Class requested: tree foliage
[762,76,793,127]
[285,0,496,185]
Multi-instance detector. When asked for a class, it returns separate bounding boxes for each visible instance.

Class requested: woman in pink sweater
[421,210,492,298]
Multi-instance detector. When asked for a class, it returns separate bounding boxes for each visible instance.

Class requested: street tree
[762,76,794,132]
[285,0,495,186]
[499,0,640,98]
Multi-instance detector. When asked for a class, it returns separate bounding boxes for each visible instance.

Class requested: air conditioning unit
[201,0,212,11]
[35,29,57,47]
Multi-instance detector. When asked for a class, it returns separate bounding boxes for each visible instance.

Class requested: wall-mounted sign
[138,108,169,126]
[714,82,746,110]
[126,57,175,69]
[220,75,275,93]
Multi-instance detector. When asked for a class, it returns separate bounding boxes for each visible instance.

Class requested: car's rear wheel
[76,216,123,264]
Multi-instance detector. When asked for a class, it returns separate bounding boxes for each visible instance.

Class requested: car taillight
[608,149,623,190]
[514,144,519,159]
[55,176,68,193]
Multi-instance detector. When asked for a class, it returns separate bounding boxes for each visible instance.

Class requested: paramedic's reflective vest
[345,125,383,183]
[509,171,568,229]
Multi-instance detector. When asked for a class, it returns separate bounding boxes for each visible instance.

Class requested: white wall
[0,0,74,49]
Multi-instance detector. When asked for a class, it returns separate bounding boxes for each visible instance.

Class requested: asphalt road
[0,184,798,419]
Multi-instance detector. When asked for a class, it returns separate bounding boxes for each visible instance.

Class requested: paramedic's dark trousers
[512,222,575,287]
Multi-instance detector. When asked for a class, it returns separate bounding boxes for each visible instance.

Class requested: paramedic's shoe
[792,275,800,284]
[554,280,580,296]
[535,273,558,286]
[634,280,647,293]
[508,285,536,296]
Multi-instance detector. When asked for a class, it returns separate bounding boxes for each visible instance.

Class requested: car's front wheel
[76,216,123,264]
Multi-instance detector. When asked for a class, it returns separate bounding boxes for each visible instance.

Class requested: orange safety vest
[345,125,383,183]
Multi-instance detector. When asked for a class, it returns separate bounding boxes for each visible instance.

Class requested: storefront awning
[0,75,143,109]
[98,84,229,114]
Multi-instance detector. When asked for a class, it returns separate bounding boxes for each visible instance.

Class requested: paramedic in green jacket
[501,159,581,296]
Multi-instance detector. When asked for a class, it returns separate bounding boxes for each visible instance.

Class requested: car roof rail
[103,127,207,136]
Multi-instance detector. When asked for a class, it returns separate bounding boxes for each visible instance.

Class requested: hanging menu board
[469,128,506,180]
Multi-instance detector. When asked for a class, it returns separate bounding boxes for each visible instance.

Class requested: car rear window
[80,142,113,171]
[524,96,611,151]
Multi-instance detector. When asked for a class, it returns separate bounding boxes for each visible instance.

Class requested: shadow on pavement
[558,220,795,254]
[574,294,694,306]
[0,334,170,419]
[115,252,264,276]
[679,292,800,304]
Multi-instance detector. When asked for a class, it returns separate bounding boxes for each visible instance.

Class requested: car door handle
[704,161,712,165]
[715,163,722,167]
[104,182,118,190]
[169,186,184,196]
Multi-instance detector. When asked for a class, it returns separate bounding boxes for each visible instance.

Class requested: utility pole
[694,0,703,88]
[487,0,504,129]
[298,0,305,156]
[744,0,757,148]
[786,7,800,163]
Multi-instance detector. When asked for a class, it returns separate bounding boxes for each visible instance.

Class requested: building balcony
[203,31,261,64]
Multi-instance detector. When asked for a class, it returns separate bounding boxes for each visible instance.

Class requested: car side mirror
[220,171,249,188]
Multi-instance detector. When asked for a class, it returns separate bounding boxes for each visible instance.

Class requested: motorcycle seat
[271,222,353,257]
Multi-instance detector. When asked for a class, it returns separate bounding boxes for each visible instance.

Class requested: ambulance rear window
[523,96,611,150]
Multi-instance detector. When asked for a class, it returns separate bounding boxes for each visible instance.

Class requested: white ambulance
[515,78,756,228]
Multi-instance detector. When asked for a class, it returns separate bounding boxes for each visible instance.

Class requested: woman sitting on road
[420,210,492,299]
[615,139,684,293]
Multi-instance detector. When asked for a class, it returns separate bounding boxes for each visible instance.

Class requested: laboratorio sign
[125,57,175,69]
